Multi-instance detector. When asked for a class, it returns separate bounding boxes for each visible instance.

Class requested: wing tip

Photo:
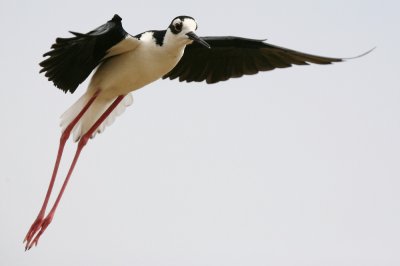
[111,14,122,23]
[343,47,376,61]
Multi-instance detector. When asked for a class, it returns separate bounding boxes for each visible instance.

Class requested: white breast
[61,33,186,141]
[88,34,185,100]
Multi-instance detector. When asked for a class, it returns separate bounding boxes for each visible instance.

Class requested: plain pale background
[1,0,399,265]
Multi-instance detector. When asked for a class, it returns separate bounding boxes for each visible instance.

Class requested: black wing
[163,36,346,84]
[40,14,139,93]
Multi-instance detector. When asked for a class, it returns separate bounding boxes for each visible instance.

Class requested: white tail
[60,92,133,142]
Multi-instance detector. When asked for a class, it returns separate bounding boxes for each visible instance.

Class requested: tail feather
[60,92,133,142]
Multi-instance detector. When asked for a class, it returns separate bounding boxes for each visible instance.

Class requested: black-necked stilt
[24,14,371,250]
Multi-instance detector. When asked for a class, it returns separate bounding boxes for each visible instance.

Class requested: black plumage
[163,36,344,84]
[39,14,128,93]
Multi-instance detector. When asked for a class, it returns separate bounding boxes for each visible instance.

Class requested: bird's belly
[89,48,182,99]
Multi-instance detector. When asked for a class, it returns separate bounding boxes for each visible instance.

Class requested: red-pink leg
[24,90,100,250]
[25,95,125,250]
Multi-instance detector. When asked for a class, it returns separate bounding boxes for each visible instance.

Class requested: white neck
[162,29,191,55]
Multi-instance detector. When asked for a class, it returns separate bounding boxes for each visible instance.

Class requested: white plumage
[60,92,134,141]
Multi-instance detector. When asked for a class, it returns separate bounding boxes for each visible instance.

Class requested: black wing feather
[40,14,128,93]
[163,36,346,84]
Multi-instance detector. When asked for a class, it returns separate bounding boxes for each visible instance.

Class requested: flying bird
[24,14,371,250]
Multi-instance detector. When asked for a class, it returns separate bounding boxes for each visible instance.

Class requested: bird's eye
[174,22,182,32]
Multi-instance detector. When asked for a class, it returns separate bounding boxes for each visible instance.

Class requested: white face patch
[172,18,181,25]
[181,18,198,33]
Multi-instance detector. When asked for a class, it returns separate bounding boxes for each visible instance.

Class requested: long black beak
[186,31,211,49]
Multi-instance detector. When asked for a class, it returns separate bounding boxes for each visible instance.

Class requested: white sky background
[1,0,399,265]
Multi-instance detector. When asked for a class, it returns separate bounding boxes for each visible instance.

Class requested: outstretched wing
[163,36,345,84]
[40,14,141,93]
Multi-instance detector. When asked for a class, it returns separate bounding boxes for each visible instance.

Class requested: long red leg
[25,95,125,250]
[24,90,100,249]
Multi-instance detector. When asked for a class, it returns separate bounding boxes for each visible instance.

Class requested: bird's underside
[25,14,370,250]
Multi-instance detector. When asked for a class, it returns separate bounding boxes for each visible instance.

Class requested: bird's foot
[24,215,53,250]
[24,215,44,247]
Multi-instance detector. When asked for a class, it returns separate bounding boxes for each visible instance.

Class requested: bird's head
[167,16,210,48]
